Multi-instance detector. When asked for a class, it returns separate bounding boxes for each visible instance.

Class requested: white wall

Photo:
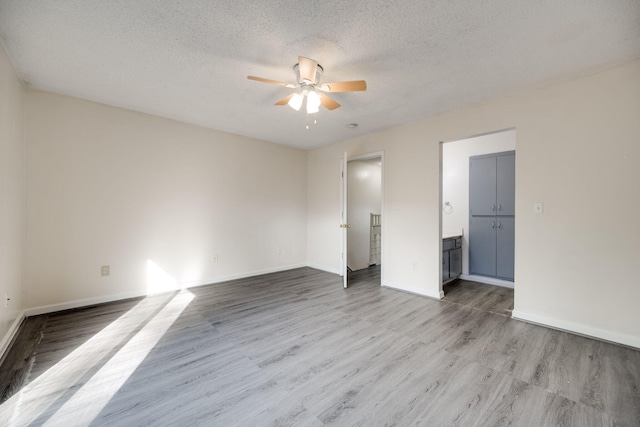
[24,91,308,309]
[442,130,516,275]
[347,159,381,271]
[307,59,640,348]
[0,42,25,346]
[307,152,342,274]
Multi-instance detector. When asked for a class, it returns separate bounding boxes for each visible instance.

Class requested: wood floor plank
[444,279,514,316]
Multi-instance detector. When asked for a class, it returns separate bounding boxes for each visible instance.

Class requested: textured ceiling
[1,1,639,149]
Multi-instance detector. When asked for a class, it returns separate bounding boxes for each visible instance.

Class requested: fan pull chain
[305,113,318,130]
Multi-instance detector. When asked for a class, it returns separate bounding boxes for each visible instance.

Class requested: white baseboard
[460,274,514,289]
[306,263,342,276]
[26,263,309,317]
[184,263,309,289]
[25,290,149,317]
[512,310,640,350]
[0,311,26,361]
[382,280,443,300]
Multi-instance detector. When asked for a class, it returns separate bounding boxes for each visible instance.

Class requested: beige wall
[0,42,25,346]
[308,59,640,348]
[25,91,308,310]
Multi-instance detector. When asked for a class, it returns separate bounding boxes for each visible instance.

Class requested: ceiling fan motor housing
[294,62,323,86]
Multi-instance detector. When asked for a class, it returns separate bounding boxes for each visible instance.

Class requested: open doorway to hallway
[346,156,382,288]
[440,129,515,314]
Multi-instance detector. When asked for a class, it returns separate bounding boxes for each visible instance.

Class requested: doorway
[440,130,515,312]
[344,154,383,288]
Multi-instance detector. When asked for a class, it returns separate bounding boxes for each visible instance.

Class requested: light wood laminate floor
[0,267,638,426]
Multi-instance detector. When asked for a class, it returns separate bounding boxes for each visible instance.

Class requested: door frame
[341,151,385,288]
[439,128,516,297]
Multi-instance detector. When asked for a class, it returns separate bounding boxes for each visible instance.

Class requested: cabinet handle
[492,203,496,212]
[497,203,502,212]
[498,221,502,229]
[491,221,495,229]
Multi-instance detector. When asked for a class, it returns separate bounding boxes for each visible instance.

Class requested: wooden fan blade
[320,95,341,110]
[321,80,367,92]
[298,56,318,83]
[274,94,294,105]
[247,75,296,88]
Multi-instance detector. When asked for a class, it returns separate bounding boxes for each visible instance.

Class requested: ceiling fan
[247,56,366,124]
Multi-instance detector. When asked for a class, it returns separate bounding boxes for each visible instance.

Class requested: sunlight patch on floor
[43,290,194,426]
[0,289,193,426]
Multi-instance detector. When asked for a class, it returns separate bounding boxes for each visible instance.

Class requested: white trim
[180,263,308,289]
[0,311,27,360]
[25,291,144,317]
[441,127,517,145]
[347,151,385,162]
[307,263,342,276]
[512,310,640,350]
[341,152,347,288]
[345,150,385,289]
[460,274,514,289]
[382,280,443,300]
[25,263,308,317]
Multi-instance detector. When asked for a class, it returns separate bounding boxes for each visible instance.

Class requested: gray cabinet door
[496,217,515,280]
[469,151,515,281]
[469,156,497,216]
[469,216,497,277]
[497,153,515,216]
[442,250,450,282]
[449,248,462,279]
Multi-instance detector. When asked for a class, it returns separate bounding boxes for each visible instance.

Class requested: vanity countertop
[443,232,463,240]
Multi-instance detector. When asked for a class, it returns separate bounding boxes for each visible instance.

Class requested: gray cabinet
[443,236,462,284]
[469,156,497,216]
[449,248,462,279]
[496,155,515,216]
[496,217,515,279]
[469,151,515,281]
[469,217,497,277]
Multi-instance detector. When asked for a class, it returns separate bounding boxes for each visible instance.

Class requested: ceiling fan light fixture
[306,90,321,114]
[288,92,303,111]
[247,56,367,126]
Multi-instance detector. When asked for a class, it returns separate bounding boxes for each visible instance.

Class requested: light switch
[534,202,544,214]
[393,207,401,214]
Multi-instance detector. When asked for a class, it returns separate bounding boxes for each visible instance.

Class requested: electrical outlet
[212,254,219,263]
[534,202,544,214]
[101,265,110,276]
